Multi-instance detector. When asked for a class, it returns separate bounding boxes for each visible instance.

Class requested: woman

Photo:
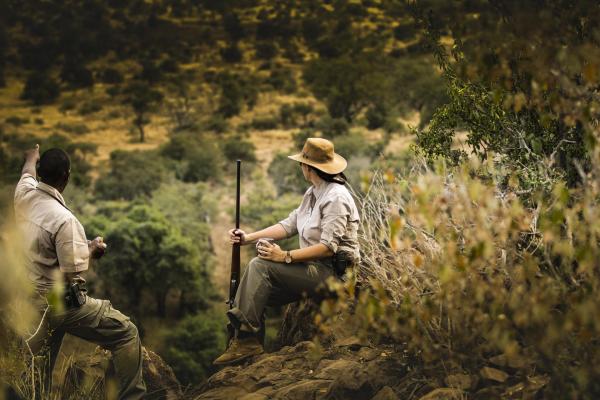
[213,137,360,366]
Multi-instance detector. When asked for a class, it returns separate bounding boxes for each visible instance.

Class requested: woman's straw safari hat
[288,137,347,175]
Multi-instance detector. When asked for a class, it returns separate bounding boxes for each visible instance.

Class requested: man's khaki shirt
[278,181,361,262]
[14,173,89,292]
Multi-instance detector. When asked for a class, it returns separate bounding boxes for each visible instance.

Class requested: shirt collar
[311,180,329,200]
[37,182,69,210]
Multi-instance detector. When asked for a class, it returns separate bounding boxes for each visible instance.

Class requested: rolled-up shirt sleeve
[278,207,299,237]
[319,196,351,253]
[14,173,38,207]
[55,217,90,273]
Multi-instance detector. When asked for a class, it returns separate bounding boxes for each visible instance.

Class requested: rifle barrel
[235,159,241,229]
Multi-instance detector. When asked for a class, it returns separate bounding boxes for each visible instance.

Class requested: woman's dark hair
[309,165,347,185]
[38,148,70,186]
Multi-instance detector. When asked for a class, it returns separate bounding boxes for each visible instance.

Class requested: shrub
[55,122,90,135]
[316,116,349,137]
[280,103,316,129]
[4,116,28,126]
[332,131,366,159]
[159,58,179,74]
[95,150,166,200]
[105,86,121,97]
[220,43,243,63]
[203,114,230,133]
[60,61,94,88]
[265,67,296,93]
[78,100,103,115]
[98,67,124,84]
[267,152,306,196]
[57,96,76,115]
[321,157,600,398]
[255,41,278,60]
[223,12,245,41]
[182,145,222,183]
[250,115,279,130]
[216,72,258,118]
[161,132,223,183]
[365,105,387,130]
[138,59,163,83]
[20,71,60,105]
[222,135,257,162]
[162,314,226,386]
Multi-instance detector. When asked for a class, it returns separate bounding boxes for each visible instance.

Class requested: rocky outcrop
[62,346,183,399]
[193,339,406,400]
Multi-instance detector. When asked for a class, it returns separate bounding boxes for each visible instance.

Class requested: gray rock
[194,386,248,400]
[371,386,398,400]
[418,388,463,400]
[273,379,333,400]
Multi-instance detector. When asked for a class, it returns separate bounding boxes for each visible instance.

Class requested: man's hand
[24,144,40,163]
[89,237,107,259]
[22,144,40,177]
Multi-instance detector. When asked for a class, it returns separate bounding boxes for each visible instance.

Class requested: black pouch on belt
[65,280,87,308]
[332,251,352,276]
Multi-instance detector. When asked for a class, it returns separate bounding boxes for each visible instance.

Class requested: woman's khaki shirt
[278,181,360,262]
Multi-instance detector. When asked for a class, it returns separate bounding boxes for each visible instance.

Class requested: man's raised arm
[22,144,40,178]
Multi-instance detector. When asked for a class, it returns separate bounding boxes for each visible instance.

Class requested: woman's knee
[247,257,270,274]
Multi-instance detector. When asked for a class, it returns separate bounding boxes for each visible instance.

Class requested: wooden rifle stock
[228,160,241,308]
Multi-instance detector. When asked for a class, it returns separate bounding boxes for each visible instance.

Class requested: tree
[161,132,223,183]
[60,57,94,88]
[410,0,598,187]
[95,150,166,200]
[162,314,226,386]
[122,81,163,142]
[303,54,389,121]
[20,71,60,105]
[90,205,211,319]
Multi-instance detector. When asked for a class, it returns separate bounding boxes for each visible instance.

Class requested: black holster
[65,280,87,308]
[332,251,352,276]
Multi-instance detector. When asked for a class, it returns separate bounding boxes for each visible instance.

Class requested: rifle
[226,160,241,343]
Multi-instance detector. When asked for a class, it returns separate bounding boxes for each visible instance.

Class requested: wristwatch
[285,250,293,264]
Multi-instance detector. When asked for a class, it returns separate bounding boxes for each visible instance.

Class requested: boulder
[479,366,509,383]
[371,386,398,400]
[444,373,473,390]
[273,379,333,400]
[142,347,184,399]
[61,346,182,400]
[418,388,463,400]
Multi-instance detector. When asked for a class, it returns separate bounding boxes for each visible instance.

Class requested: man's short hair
[38,148,70,186]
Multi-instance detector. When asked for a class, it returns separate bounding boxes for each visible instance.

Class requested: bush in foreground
[321,157,600,398]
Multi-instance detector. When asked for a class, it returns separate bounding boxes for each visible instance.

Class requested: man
[14,144,146,400]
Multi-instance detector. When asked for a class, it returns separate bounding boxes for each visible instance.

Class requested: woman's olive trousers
[227,257,334,333]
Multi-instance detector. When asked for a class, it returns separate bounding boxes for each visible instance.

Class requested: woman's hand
[228,229,247,245]
[257,241,286,262]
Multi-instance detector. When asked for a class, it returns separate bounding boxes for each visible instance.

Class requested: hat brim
[288,152,347,175]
